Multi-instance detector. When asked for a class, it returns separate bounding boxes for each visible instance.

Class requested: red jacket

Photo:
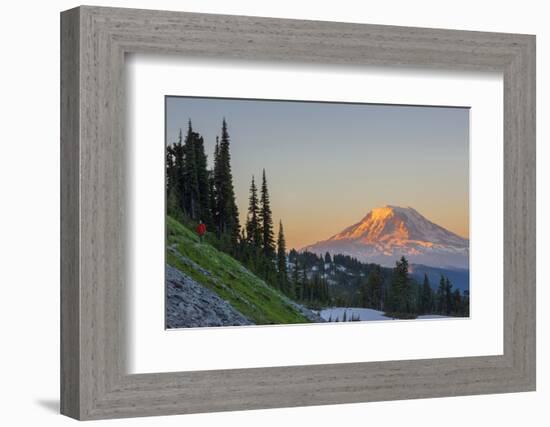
[196,223,206,236]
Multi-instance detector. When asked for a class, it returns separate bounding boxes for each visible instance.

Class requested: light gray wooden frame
[60,5,536,421]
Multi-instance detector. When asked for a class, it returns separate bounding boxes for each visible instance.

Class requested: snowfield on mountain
[303,205,469,269]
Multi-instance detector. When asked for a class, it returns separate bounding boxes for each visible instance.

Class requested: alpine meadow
[165,96,470,329]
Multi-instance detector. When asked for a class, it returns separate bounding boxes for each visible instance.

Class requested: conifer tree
[182,121,200,219]
[245,176,262,250]
[213,129,225,234]
[277,220,289,294]
[437,275,447,314]
[207,168,216,226]
[323,278,330,304]
[288,248,298,264]
[166,144,175,200]
[387,256,411,315]
[445,277,453,315]
[292,260,301,300]
[168,129,186,215]
[211,137,220,228]
[192,129,212,227]
[363,265,383,309]
[166,141,179,217]
[212,119,240,248]
[311,274,319,302]
[259,169,275,257]
[463,290,470,316]
[299,263,308,300]
[421,273,433,314]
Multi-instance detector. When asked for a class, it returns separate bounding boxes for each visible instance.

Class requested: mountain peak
[303,205,469,269]
[370,205,415,218]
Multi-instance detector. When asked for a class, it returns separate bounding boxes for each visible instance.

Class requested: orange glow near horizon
[244,202,469,251]
[167,97,470,250]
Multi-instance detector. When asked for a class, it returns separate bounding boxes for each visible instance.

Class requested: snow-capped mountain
[302,205,469,269]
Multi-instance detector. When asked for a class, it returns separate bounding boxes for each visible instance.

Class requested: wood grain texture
[60,6,536,420]
[60,7,80,419]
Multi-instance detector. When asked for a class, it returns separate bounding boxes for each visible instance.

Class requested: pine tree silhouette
[277,220,289,294]
[212,119,240,249]
[245,176,262,250]
[259,169,275,257]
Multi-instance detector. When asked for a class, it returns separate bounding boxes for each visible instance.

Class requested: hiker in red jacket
[196,220,206,243]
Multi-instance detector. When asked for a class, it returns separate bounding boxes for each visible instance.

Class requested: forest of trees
[166,119,300,299]
[167,120,240,251]
[380,256,469,318]
[287,251,469,317]
[166,118,469,319]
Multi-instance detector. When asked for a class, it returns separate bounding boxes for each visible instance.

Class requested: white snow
[320,307,451,322]
[320,307,391,321]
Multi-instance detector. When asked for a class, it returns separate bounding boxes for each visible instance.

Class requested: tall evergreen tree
[300,264,308,301]
[259,169,275,257]
[445,277,453,315]
[361,265,383,309]
[277,220,289,293]
[211,137,220,228]
[322,277,330,304]
[245,176,262,249]
[166,143,175,199]
[421,273,433,314]
[166,138,178,216]
[192,129,212,227]
[182,121,200,219]
[167,128,186,216]
[437,275,447,314]
[292,260,300,300]
[387,256,411,315]
[213,136,223,234]
[207,168,216,227]
[212,119,240,248]
[462,290,470,316]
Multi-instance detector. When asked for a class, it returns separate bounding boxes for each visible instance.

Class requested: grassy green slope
[166,216,310,325]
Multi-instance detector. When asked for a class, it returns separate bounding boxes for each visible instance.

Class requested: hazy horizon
[166,96,469,249]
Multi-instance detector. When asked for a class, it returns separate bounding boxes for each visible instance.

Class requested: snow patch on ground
[320,307,451,322]
[320,307,391,321]
[416,314,450,319]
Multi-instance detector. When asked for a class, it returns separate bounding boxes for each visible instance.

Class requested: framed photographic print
[164,97,471,330]
[61,6,536,420]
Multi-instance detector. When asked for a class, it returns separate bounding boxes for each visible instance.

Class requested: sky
[166,96,469,250]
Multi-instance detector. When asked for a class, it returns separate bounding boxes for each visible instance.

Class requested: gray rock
[166,265,254,329]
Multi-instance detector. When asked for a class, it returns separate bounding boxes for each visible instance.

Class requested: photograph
[165,96,470,329]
